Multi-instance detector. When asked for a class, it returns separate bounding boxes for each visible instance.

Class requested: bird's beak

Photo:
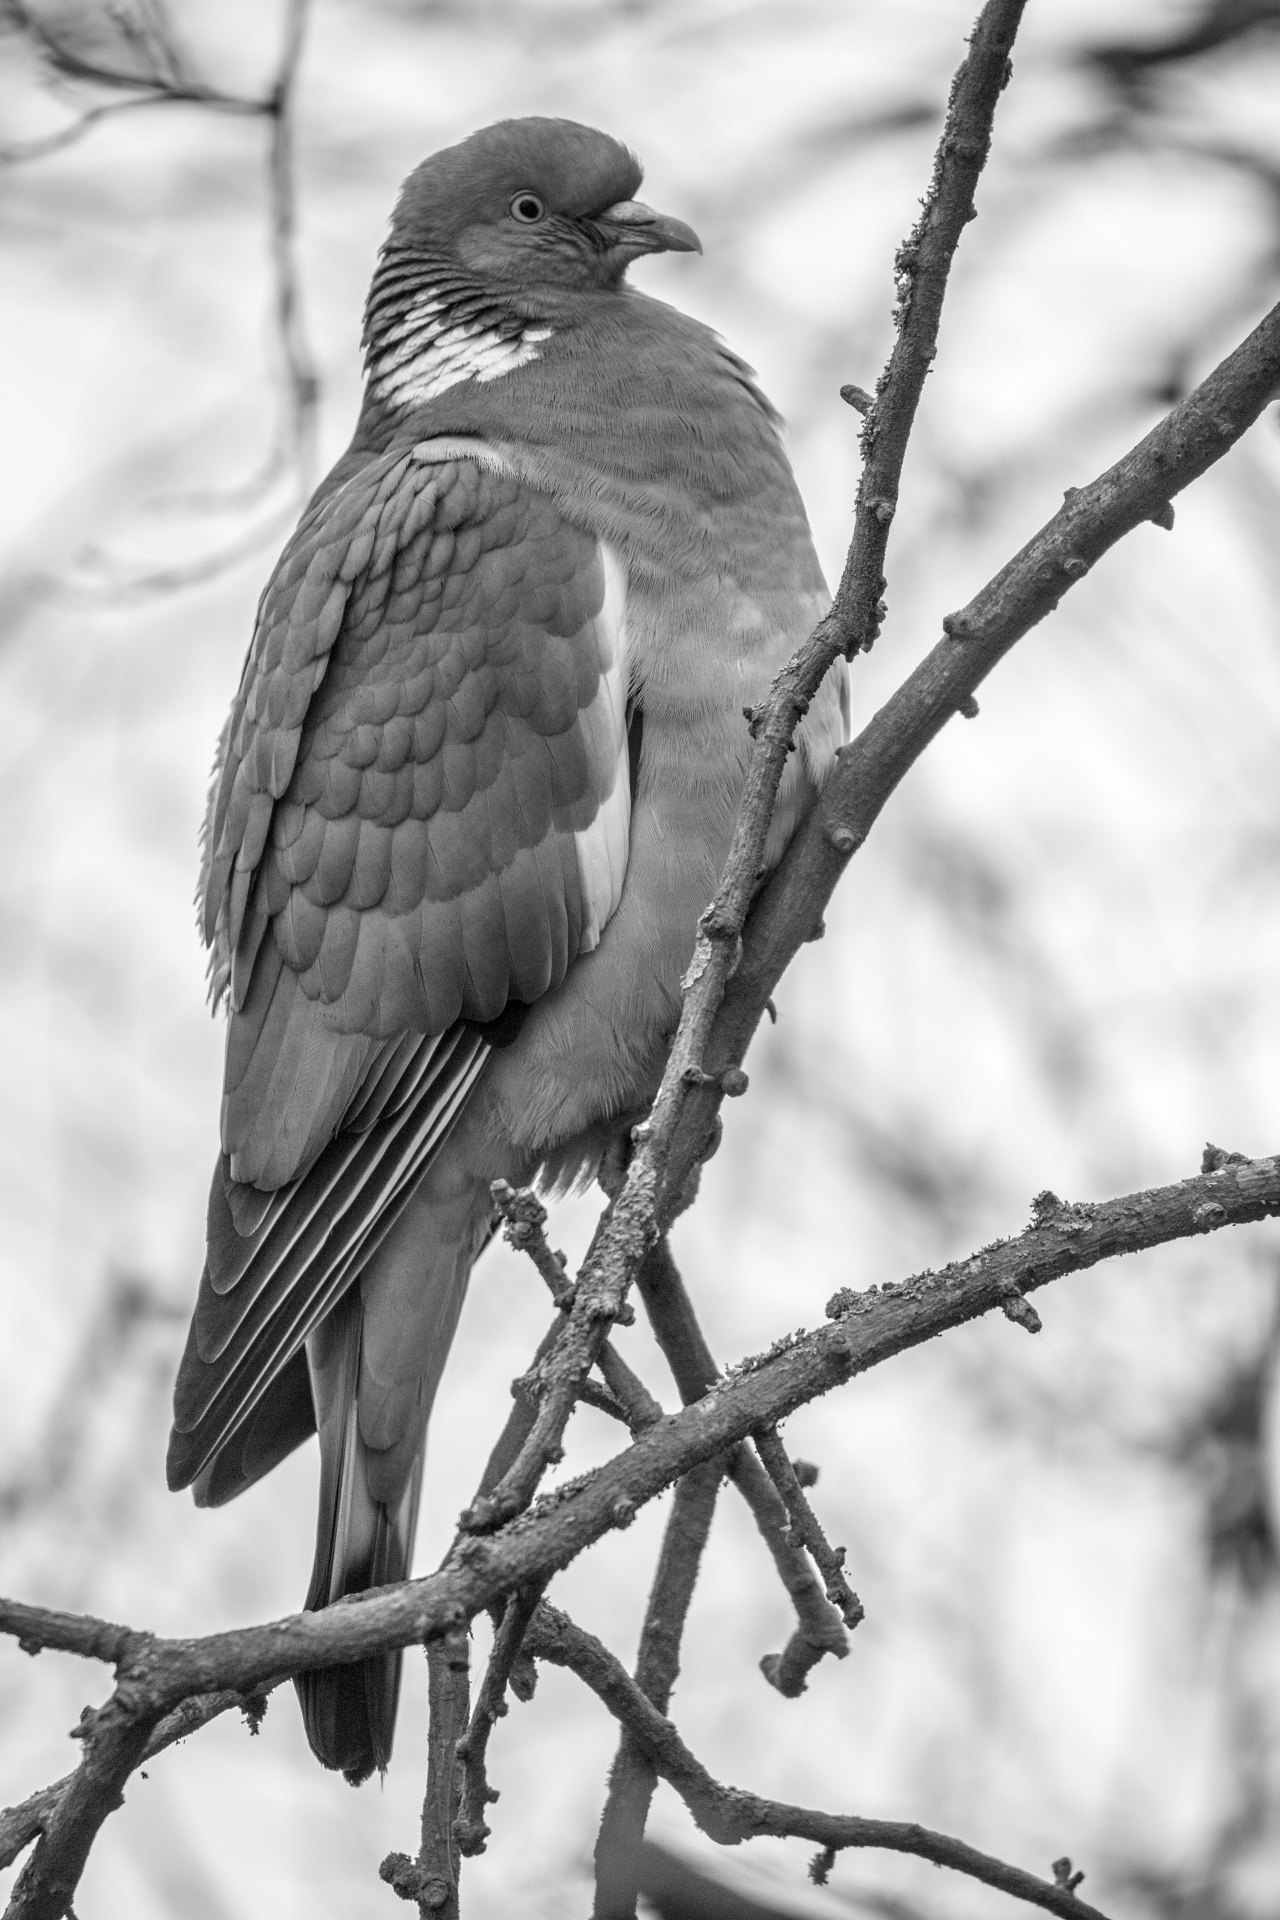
[595,199,702,258]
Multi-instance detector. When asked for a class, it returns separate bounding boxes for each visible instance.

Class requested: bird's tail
[294,1287,424,1784]
[294,1158,486,1784]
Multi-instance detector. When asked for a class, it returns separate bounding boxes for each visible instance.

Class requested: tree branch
[7,1155,1269,1701]
[5,1679,163,1920]
[733,1453,850,1699]
[8,1150,1275,1915]
[453,1583,547,1860]
[0,1684,274,1872]
[0,1604,140,1666]
[752,1429,863,1632]
[490,1181,660,1437]
[594,1345,664,1435]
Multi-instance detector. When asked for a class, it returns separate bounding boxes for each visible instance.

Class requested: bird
[167,115,848,1785]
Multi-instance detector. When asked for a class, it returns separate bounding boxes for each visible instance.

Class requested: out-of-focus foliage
[2,2,1280,1915]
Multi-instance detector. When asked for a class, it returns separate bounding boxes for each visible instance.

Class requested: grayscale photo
[2,3,1279,1916]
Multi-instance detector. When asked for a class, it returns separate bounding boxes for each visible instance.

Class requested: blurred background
[3,0,1280,1914]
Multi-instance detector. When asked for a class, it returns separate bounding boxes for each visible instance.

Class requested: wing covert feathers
[200,447,632,1189]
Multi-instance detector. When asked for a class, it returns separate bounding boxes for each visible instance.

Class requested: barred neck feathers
[363,242,552,411]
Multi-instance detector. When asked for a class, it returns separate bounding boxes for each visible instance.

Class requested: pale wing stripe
[573,540,631,951]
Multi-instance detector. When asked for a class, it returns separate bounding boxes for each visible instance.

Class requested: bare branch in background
[526,1600,1113,1920]
[0,1274,181,1525]
[593,1455,723,1918]
[1086,0,1280,94]
[0,0,263,162]
[1,0,319,594]
[265,0,318,492]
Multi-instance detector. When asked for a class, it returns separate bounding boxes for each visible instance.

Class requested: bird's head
[388,117,701,295]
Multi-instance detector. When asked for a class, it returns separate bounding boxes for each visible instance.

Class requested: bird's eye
[509,192,545,225]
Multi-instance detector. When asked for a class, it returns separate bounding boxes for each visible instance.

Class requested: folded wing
[169,444,631,1494]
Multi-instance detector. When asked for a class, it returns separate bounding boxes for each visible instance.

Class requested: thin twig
[731,1452,850,1696]
[423,1627,469,1914]
[636,1241,849,1690]
[454,1583,548,1859]
[593,1458,723,1919]
[527,1601,1113,1920]
[753,1427,864,1631]
[0,0,262,163]
[577,1377,632,1425]
[0,87,263,164]
[634,1239,718,1401]
[594,1346,664,1434]
[492,1181,573,1305]
[490,1180,662,1435]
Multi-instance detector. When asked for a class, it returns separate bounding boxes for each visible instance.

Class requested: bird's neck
[362,241,555,412]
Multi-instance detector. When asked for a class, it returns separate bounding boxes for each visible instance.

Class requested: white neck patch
[370,294,553,410]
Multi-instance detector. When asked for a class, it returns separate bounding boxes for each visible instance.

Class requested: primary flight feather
[168,115,847,1785]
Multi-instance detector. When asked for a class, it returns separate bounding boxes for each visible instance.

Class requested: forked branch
[635,1241,850,1691]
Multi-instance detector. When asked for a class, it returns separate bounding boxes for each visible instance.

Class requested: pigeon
[167,116,847,1784]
